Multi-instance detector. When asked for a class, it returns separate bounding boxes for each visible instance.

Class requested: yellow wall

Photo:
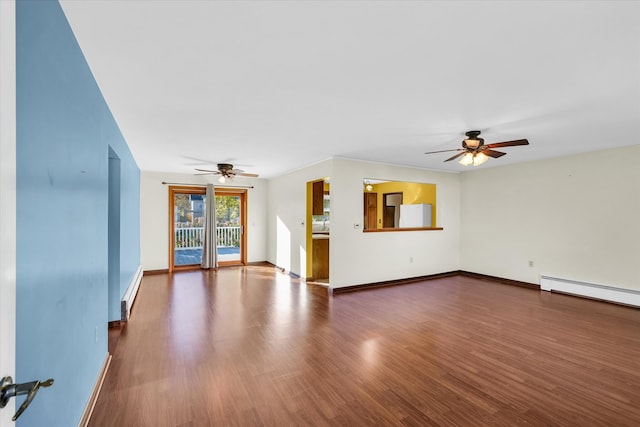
[368,181,436,228]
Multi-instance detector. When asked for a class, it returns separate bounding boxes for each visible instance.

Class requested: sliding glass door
[169,186,247,270]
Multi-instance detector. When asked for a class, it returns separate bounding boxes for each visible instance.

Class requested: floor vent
[540,275,640,307]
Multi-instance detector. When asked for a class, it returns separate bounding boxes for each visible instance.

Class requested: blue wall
[16,1,140,425]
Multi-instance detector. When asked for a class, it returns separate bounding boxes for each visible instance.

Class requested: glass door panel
[171,187,206,269]
[215,191,245,265]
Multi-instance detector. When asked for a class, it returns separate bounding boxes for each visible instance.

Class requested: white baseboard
[121,265,143,321]
[78,353,111,427]
[540,275,640,307]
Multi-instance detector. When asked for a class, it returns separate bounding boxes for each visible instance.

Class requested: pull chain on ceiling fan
[424,130,529,166]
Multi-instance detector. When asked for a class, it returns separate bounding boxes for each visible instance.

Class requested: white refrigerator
[399,203,432,228]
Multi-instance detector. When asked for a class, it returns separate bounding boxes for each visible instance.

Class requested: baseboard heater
[540,275,640,308]
[121,265,143,321]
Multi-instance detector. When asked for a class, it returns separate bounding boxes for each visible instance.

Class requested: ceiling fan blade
[195,168,219,173]
[236,172,259,178]
[182,156,219,166]
[480,149,507,158]
[485,139,529,149]
[425,148,465,155]
[444,151,467,162]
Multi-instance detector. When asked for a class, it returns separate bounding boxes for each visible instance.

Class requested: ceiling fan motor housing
[463,130,484,150]
[217,163,235,176]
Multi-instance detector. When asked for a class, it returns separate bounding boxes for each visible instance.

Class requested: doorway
[383,192,403,228]
[108,148,120,325]
[306,179,330,281]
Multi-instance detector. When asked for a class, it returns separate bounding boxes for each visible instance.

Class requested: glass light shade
[459,152,474,166]
[218,175,226,183]
[365,183,373,191]
[464,138,481,149]
[473,153,489,165]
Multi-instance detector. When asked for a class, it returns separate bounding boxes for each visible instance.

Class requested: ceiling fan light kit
[424,130,529,167]
[459,152,489,166]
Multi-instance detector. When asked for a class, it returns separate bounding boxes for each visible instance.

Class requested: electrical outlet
[410,257,414,263]
[353,223,362,230]
[528,260,534,267]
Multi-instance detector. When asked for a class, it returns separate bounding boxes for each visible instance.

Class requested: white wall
[460,145,640,291]
[267,160,332,275]
[142,145,639,293]
[266,158,461,288]
[329,158,460,288]
[140,171,268,271]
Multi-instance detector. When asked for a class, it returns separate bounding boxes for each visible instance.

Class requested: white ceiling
[59,1,639,178]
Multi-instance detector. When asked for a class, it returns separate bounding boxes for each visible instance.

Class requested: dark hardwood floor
[90,265,640,426]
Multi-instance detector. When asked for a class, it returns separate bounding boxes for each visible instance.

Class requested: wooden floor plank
[90,266,640,426]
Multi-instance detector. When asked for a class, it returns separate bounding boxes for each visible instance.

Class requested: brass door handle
[0,376,54,421]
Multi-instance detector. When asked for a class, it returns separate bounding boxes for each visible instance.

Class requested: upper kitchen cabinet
[312,180,324,215]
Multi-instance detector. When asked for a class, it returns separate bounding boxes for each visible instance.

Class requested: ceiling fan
[424,130,529,166]
[195,163,259,183]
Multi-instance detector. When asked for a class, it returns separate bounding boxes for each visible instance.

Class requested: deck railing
[174,226,241,249]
